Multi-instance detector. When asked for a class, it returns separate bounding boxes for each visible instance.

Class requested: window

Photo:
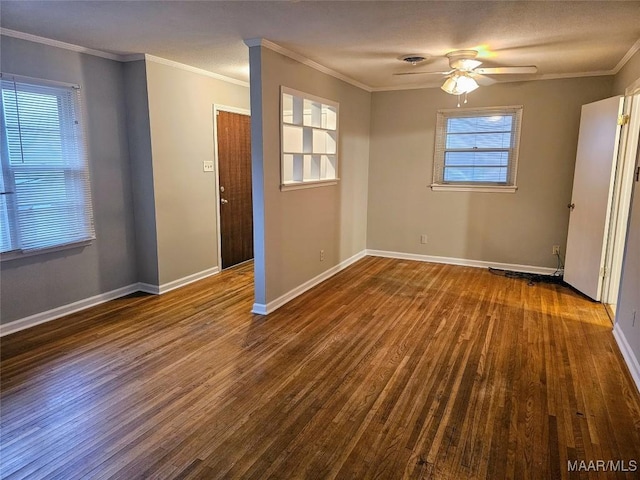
[432,105,523,192]
[280,87,339,191]
[0,74,94,257]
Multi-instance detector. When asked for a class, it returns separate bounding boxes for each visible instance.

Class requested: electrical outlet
[552,245,560,255]
[320,249,325,262]
[203,161,214,172]
[420,234,428,244]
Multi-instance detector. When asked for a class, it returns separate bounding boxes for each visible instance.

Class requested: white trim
[153,267,220,295]
[212,104,252,270]
[0,72,80,90]
[430,185,517,193]
[244,38,371,92]
[281,180,339,191]
[3,28,637,94]
[613,38,640,75]
[143,55,249,88]
[137,282,160,295]
[0,284,139,337]
[0,267,221,336]
[251,250,366,315]
[121,53,146,62]
[365,250,557,275]
[0,28,122,61]
[613,324,640,394]
[0,30,249,88]
[602,94,640,304]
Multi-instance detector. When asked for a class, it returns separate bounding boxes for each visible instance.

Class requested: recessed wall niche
[280,86,339,191]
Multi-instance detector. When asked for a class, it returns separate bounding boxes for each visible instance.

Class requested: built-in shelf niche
[281,87,339,190]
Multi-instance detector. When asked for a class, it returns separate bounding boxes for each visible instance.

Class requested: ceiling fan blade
[474,66,538,75]
[471,74,498,86]
[393,70,453,76]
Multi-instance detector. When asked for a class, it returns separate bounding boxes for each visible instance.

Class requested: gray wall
[367,77,613,268]
[0,36,137,323]
[144,59,250,285]
[249,46,370,305]
[123,60,158,285]
[613,49,640,378]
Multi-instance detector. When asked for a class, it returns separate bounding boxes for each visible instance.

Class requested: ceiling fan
[395,50,537,103]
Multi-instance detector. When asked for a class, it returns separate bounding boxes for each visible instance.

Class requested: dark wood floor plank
[2,257,639,479]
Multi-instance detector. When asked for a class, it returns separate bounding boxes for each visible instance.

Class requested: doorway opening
[564,91,640,316]
[213,105,253,270]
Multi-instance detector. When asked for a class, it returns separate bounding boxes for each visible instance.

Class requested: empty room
[1,1,640,479]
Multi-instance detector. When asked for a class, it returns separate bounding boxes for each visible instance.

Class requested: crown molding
[0,27,122,61]
[3,28,636,94]
[613,37,640,75]
[244,37,372,92]
[1,28,249,88]
[142,55,249,88]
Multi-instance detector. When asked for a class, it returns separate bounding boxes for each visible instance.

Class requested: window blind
[0,74,94,254]
[433,106,523,188]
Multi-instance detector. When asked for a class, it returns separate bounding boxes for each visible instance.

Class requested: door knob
[221,198,228,204]
[567,203,575,211]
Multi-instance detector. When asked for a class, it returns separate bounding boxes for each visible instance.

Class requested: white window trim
[0,72,95,261]
[431,105,523,193]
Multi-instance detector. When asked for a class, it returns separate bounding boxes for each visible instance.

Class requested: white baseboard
[252,250,366,315]
[365,249,557,275]
[613,324,640,394]
[0,267,221,337]
[139,266,220,295]
[0,284,139,337]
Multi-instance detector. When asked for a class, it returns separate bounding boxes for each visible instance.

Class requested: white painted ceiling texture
[1,1,639,91]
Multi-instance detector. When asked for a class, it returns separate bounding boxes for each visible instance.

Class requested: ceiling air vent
[400,54,428,65]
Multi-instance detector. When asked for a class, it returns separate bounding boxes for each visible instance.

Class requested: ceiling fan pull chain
[464,92,468,104]
[457,94,461,108]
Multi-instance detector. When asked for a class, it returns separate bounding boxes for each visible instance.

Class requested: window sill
[0,239,94,262]
[281,179,339,191]
[430,184,518,193]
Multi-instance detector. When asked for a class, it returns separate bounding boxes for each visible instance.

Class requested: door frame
[603,93,640,307]
[212,104,252,270]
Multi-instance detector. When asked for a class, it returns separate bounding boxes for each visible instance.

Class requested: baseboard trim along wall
[138,267,220,295]
[252,250,367,315]
[365,249,557,275]
[0,267,220,337]
[0,283,140,337]
[613,324,640,394]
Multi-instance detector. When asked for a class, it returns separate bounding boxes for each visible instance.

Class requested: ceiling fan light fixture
[441,73,479,95]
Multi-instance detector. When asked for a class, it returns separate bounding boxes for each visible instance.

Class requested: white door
[564,96,624,301]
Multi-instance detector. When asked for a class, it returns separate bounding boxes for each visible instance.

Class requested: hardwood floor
[1,257,639,479]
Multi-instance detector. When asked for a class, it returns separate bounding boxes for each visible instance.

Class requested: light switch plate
[203,161,214,172]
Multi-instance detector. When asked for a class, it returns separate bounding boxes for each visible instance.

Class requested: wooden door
[564,96,624,300]
[217,110,253,269]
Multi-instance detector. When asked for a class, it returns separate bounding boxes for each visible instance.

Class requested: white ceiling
[1,1,639,91]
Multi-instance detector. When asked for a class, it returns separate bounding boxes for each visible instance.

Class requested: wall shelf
[281,87,339,191]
